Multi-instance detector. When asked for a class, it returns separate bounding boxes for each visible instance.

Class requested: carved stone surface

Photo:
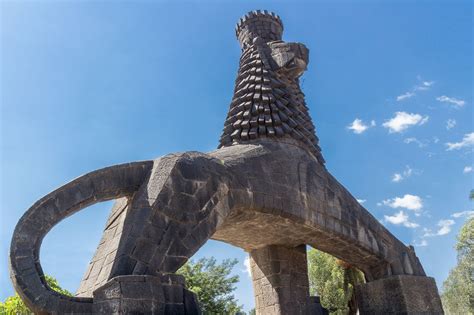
[93,274,201,314]
[355,275,444,314]
[9,9,443,315]
[250,245,311,314]
[219,10,324,164]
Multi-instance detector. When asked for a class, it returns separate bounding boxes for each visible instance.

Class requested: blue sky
[1,0,472,312]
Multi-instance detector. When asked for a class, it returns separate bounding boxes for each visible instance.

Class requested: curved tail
[9,161,152,314]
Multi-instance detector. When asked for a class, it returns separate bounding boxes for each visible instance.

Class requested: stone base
[355,275,444,314]
[93,274,201,314]
[250,245,311,314]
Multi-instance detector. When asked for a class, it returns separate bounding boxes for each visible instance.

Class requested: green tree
[307,248,364,315]
[177,257,243,314]
[0,275,72,315]
[442,216,474,314]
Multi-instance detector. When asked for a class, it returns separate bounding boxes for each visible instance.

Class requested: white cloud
[403,221,419,228]
[394,78,434,101]
[437,220,455,235]
[446,119,456,130]
[414,80,435,91]
[243,256,251,277]
[382,194,423,213]
[392,173,403,182]
[452,210,474,219]
[356,199,366,204]
[436,95,466,108]
[424,219,455,237]
[397,92,415,101]
[404,137,428,148]
[464,166,473,174]
[414,239,428,247]
[347,119,375,134]
[446,132,474,151]
[384,211,419,228]
[392,166,413,183]
[383,112,429,133]
[404,166,413,176]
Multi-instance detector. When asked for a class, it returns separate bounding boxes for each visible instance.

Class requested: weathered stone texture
[210,141,426,281]
[236,10,283,47]
[250,245,310,314]
[93,274,201,314]
[77,197,129,297]
[219,11,325,165]
[9,162,152,314]
[9,9,444,315]
[355,275,444,314]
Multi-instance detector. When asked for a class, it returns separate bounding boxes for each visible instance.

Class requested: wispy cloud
[384,211,419,228]
[396,92,415,101]
[356,199,366,204]
[446,132,474,151]
[392,173,403,182]
[452,210,474,219]
[437,219,455,235]
[424,219,455,237]
[383,112,429,133]
[446,119,457,130]
[382,194,423,215]
[464,166,473,174]
[413,239,428,247]
[404,137,428,148]
[436,95,466,108]
[347,119,375,134]
[414,80,434,91]
[392,166,413,183]
[395,78,434,101]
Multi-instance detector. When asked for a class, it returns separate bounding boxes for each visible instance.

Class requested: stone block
[184,288,202,315]
[250,245,310,314]
[93,274,200,314]
[355,275,444,314]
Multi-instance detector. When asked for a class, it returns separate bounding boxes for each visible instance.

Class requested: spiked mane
[218,11,325,165]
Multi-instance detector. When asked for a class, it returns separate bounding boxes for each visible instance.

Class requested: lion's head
[219,10,324,165]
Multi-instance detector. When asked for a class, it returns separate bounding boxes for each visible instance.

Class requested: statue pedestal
[356,275,444,314]
[93,274,201,314]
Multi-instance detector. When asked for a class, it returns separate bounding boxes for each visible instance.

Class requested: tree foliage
[0,275,72,315]
[442,217,474,314]
[177,257,243,314]
[307,248,365,315]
